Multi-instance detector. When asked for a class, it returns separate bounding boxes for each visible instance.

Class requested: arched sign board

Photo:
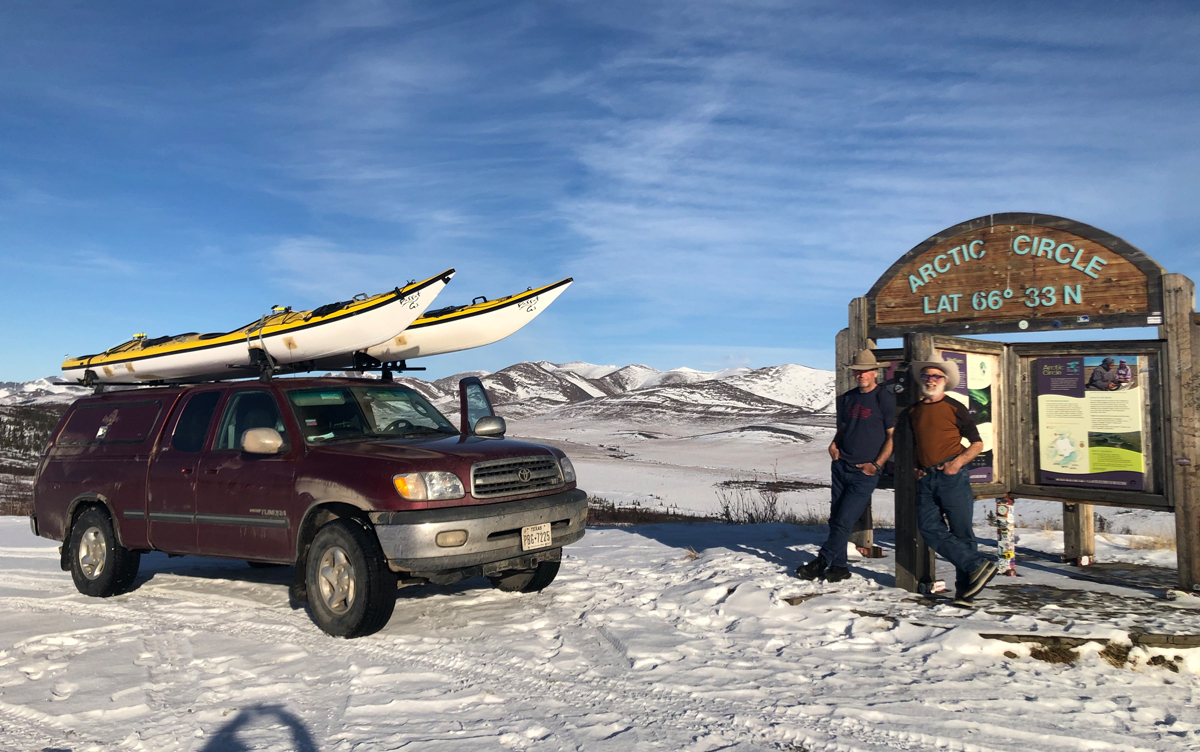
[866,214,1165,339]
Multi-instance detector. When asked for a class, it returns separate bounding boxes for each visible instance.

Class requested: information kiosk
[836,213,1199,594]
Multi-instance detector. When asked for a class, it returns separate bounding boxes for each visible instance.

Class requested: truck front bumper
[369,488,587,574]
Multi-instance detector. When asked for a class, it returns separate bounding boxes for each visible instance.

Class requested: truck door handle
[180,468,193,475]
[204,468,219,475]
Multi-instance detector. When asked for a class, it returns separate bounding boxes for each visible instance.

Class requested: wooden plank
[1009,340,1164,357]
[1062,503,1095,561]
[1012,484,1171,509]
[846,297,875,550]
[894,333,937,592]
[1159,273,1200,591]
[1003,345,1022,490]
[929,334,1007,355]
[834,327,851,396]
[871,312,1161,341]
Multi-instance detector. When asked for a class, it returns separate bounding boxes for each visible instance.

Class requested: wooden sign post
[846,213,1199,594]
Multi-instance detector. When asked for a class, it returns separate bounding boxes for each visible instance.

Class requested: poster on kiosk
[1035,356,1146,491]
[940,351,997,484]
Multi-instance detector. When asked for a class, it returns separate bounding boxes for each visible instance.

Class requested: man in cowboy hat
[909,357,997,606]
[796,349,895,582]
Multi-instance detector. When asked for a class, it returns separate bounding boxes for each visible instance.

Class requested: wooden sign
[866,214,1165,337]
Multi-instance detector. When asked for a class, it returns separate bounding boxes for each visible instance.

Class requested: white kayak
[62,269,455,385]
[363,277,572,362]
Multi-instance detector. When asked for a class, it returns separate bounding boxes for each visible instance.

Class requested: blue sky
[3,1,1199,382]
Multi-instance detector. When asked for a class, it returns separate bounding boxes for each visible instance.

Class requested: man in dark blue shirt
[796,349,895,582]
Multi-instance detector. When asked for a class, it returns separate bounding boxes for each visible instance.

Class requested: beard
[920,380,946,400]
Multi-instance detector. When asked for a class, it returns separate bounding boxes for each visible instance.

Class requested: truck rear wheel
[68,506,140,597]
[489,559,560,593]
[305,519,396,638]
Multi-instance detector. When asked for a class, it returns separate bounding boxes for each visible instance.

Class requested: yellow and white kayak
[363,277,572,362]
[62,269,456,385]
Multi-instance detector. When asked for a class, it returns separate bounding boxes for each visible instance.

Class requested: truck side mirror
[242,427,284,455]
[473,416,506,438]
[458,376,496,435]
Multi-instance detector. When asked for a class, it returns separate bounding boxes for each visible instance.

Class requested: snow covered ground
[2,516,1199,752]
[2,369,1196,750]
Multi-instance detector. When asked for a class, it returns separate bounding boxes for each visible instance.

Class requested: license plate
[521,522,552,551]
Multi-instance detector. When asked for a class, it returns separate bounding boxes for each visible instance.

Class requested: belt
[921,453,962,473]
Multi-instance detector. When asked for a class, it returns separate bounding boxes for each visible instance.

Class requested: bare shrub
[587,495,713,526]
[1125,526,1177,551]
[0,499,32,517]
[715,481,826,526]
[1100,643,1131,668]
[716,483,777,524]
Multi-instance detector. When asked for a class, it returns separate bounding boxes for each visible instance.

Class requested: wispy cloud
[2,1,1200,382]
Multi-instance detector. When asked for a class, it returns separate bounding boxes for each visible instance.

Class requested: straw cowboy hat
[911,356,960,391]
[847,349,891,371]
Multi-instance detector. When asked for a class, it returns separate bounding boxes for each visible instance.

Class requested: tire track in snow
[1,560,1179,752]
[0,591,912,752]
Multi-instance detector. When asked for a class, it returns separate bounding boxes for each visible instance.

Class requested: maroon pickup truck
[30,376,587,637]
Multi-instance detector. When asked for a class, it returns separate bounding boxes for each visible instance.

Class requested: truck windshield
[285,386,458,444]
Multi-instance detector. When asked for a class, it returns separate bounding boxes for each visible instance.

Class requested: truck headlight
[559,457,576,483]
[393,471,465,501]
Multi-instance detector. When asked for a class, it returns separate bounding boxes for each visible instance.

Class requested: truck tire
[305,519,396,638]
[489,559,560,593]
[68,506,141,598]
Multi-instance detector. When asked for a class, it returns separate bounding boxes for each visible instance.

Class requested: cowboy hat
[911,357,960,391]
[847,349,891,371]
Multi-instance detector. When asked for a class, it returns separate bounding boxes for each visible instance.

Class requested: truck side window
[214,391,288,451]
[58,401,163,445]
[171,392,221,452]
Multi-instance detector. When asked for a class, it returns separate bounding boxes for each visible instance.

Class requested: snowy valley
[0,363,1197,751]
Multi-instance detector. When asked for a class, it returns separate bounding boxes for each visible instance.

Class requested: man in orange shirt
[908,357,998,606]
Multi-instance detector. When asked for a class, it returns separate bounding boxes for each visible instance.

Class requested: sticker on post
[521,522,552,551]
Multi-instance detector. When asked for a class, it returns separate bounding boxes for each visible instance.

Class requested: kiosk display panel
[942,350,999,484]
[1035,354,1149,491]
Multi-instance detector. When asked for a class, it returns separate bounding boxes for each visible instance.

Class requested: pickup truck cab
[30,376,586,637]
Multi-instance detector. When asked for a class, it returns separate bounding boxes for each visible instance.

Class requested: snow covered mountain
[399,360,835,421]
[0,378,88,407]
[0,361,836,422]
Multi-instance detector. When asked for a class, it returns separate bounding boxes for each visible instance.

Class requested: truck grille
[471,455,564,499]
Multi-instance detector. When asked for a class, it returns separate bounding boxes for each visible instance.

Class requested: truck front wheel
[489,559,560,593]
[68,506,140,597]
[305,519,396,638]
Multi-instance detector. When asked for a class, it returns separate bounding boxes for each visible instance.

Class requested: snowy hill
[544,378,817,423]
[724,364,836,412]
[0,361,836,422]
[0,378,88,407]
[403,360,835,422]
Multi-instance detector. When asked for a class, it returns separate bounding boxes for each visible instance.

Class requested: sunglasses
[920,373,946,381]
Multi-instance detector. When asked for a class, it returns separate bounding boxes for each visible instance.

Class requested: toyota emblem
[518,468,532,482]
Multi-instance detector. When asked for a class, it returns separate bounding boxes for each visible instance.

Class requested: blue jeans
[916,468,989,592]
[819,459,880,568]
